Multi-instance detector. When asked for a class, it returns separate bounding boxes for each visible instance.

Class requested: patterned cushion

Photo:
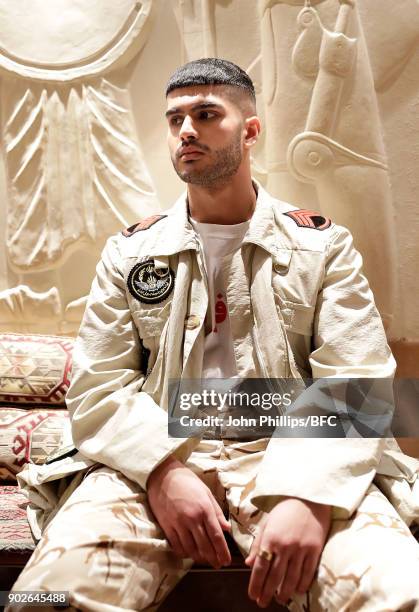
[0,408,70,481]
[0,485,35,552]
[0,333,74,406]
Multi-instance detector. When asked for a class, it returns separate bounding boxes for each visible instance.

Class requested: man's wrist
[147,454,184,489]
[279,496,332,513]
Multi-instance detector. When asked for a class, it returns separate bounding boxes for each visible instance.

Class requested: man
[8,59,419,611]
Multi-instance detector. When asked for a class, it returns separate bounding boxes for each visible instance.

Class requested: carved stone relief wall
[0,0,158,334]
[258,0,398,334]
[0,0,418,343]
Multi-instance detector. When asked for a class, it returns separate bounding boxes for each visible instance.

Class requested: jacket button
[273,262,287,274]
[185,315,201,330]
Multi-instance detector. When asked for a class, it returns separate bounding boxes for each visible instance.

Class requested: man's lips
[178,147,206,160]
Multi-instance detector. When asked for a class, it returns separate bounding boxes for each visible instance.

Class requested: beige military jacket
[18,183,419,540]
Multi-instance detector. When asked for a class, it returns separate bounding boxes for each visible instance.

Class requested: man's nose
[179,115,198,140]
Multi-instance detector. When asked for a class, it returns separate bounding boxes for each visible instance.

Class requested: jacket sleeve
[251,225,396,517]
[65,235,197,490]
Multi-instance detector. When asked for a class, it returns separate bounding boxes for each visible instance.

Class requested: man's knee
[310,552,419,612]
[7,541,187,612]
[6,544,146,611]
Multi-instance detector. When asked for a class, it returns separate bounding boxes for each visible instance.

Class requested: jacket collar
[243,181,289,255]
[135,180,290,266]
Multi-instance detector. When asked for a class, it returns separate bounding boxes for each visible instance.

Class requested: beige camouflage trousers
[6,439,419,612]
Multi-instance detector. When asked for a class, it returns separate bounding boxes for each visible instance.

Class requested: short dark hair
[166,58,256,105]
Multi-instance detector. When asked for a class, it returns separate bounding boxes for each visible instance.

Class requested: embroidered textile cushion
[0,333,73,405]
[0,408,70,481]
[0,485,35,552]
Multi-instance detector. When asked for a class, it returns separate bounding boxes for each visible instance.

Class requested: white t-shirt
[190,218,250,378]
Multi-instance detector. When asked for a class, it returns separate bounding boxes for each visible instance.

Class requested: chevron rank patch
[122,215,167,237]
[127,260,175,304]
[284,209,331,230]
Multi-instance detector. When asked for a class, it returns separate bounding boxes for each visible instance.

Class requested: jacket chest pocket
[272,249,324,336]
[130,302,172,372]
[275,297,315,336]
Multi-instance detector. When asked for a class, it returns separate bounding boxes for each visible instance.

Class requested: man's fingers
[245,548,256,567]
[176,525,200,562]
[209,494,231,532]
[245,538,260,567]
[245,520,266,567]
[192,522,220,568]
[166,527,186,559]
[248,547,272,603]
[296,550,320,595]
[204,511,231,567]
[257,551,288,608]
[276,550,305,605]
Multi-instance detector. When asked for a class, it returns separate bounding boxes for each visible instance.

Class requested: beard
[171,127,243,187]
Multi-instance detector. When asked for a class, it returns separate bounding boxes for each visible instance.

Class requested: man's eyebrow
[165,102,224,118]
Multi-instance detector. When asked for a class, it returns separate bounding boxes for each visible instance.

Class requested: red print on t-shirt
[213,293,227,332]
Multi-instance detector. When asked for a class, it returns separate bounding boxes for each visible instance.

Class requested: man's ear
[243,116,261,149]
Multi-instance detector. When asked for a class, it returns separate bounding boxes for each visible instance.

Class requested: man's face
[166,85,246,186]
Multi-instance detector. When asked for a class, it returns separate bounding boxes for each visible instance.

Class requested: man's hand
[245,497,331,608]
[147,455,232,568]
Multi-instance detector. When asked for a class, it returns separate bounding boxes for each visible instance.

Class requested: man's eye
[170,116,183,126]
[199,111,216,120]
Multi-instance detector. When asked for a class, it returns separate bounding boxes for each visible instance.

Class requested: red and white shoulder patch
[284,209,331,231]
[122,214,167,237]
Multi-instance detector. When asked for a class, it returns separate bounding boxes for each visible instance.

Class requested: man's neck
[187,172,256,225]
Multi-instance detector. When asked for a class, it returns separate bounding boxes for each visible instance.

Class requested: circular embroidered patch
[127,261,175,304]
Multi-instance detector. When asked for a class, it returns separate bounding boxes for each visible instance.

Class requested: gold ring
[257,549,274,562]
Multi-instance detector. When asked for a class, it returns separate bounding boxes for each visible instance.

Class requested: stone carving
[2,77,156,271]
[173,0,217,60]
[0,285,61,333]
[0,0,158,333]
[0,0,154,81]
[357,0,419,93]
[287,2,382,177]
[260,0,397,330]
